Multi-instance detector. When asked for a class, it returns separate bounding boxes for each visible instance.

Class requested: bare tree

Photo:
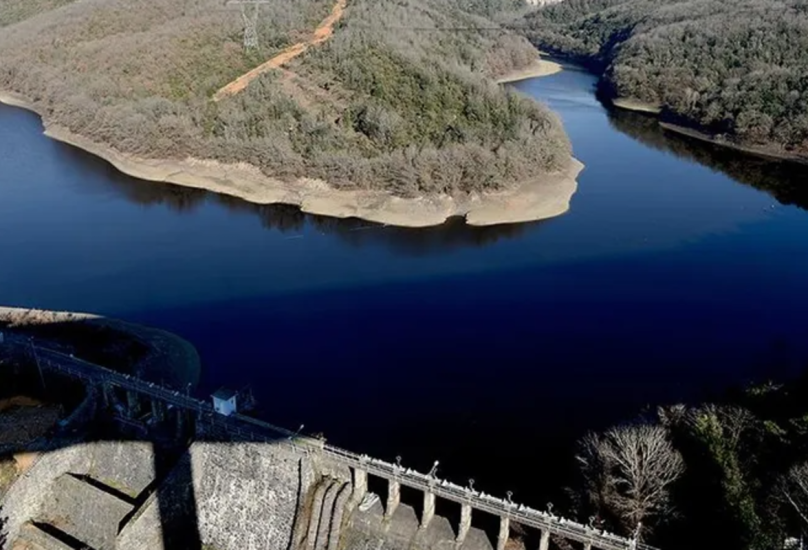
[576,423,685,538]
[708,405,757,449]
[782,462,808,530]
[0,506,7,550]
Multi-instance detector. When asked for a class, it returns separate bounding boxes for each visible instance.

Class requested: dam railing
[6,335,658,550]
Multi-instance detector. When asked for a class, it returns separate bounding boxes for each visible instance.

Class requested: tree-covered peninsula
[0,0,578,226]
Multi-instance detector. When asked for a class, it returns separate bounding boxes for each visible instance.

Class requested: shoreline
[520,47,808,165]
[0,90,38,113]
[496,56,563,84]
[0,90,582,228]
[659,122,808,165]
[611,97,662,115]
[604,92,808,164]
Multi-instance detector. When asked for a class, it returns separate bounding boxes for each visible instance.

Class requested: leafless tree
[657,404,687,430]
[710,405,757,449]
[0,506,7,550]
[576,423,685,539]
[781,462,808,530]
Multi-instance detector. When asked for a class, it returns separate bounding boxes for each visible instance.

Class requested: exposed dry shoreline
[0,90,34,111]
[611,97,662,115]
[497,56,563,84]
[0,85,582,228]
[659,122,808,165]
[605,92,808,164]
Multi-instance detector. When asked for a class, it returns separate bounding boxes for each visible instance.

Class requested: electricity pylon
[226,0,271,50]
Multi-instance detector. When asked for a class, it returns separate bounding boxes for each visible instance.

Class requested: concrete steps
[13,522,89,550]
[34,474,134,550]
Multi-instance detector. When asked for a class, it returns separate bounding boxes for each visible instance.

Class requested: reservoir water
[2,66,808,505]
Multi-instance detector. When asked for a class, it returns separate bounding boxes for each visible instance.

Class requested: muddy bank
[0,91,582,228]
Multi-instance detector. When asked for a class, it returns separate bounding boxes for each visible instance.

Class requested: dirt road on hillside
[213,0,347,101]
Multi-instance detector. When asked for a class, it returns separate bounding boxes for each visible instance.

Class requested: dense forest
[0,0,571,197]
[517,0,808,158]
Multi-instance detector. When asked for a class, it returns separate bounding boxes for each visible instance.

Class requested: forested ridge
[517,0,808,158]
[0,0,571,197]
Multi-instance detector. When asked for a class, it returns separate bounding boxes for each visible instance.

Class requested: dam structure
[1,335,656,550]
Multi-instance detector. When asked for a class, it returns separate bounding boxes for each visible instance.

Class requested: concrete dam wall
[4,439,495,550]
[0,332,650,550]
[117,442,321,550]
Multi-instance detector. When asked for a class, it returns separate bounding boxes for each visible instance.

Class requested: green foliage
[310,42,536,149]
[763,420,788,439]
[640,377,808,549]
[747,381,785,398]
[690,409,767,548]
[518,0,808,155]
[0,0,571,197]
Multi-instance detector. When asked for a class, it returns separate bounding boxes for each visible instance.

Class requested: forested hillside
[0,0,571,197]
[517,0,808,158]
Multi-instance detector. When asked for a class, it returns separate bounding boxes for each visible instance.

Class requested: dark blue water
[3,67,808,504]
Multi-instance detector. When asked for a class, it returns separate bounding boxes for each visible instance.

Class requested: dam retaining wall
[0,334,652,550]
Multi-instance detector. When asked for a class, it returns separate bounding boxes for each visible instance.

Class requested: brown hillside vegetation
[0,0,571,197]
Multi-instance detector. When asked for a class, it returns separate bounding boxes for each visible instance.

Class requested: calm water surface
[2,67,808,504]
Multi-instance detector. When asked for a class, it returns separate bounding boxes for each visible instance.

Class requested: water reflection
[55,137,535,254]
[607,109,808,211]
[218,194,539,255]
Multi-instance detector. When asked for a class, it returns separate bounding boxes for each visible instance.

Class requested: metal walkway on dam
[5,334,658,550]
